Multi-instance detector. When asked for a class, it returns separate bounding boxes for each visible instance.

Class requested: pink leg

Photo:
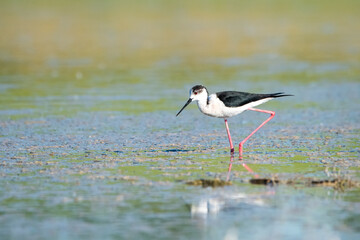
[224,119,234,153]
[239,108,275,157]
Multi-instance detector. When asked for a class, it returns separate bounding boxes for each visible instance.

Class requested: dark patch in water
[250,177,359,190]
[250,178,280,185]
[309,178,359,191]
[186,178,232,187]
[163,149,191,153]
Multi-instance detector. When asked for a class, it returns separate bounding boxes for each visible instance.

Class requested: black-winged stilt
[176,85,292,156]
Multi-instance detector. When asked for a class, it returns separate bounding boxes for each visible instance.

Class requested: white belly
[197,97,273,118]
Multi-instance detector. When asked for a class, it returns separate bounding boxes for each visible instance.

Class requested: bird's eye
[194,92,198,95]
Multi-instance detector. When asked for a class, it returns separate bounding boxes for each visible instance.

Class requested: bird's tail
[269,92,294,98]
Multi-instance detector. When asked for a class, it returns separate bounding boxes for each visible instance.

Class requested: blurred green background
[1,0,359,118]
[2,0,360,64]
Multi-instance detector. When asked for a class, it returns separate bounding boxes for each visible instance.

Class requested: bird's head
[176,85,208,116]
[189,85,208,101]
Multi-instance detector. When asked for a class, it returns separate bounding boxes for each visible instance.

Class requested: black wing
[216,91,292,108]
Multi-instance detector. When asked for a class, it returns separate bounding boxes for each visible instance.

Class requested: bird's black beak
[176,98,192,116]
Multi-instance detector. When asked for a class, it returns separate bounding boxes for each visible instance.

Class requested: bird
[176,85,292,156]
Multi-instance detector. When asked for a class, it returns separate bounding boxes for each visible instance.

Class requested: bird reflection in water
[226,153,259,182]
[190,155,274,219]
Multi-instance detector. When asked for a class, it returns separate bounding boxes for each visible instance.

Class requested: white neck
[195,95,210,114]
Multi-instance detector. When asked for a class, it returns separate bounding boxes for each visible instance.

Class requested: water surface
[0,1,360,239]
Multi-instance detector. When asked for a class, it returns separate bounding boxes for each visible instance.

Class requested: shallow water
[1,1,360,239]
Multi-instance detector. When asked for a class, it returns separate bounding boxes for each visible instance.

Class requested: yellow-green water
[1,1,360,239]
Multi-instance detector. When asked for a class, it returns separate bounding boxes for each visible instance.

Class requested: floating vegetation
[186,178,232,188]
[249,178,280,185]
[309,178,359,191]
[249,177,359,191]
